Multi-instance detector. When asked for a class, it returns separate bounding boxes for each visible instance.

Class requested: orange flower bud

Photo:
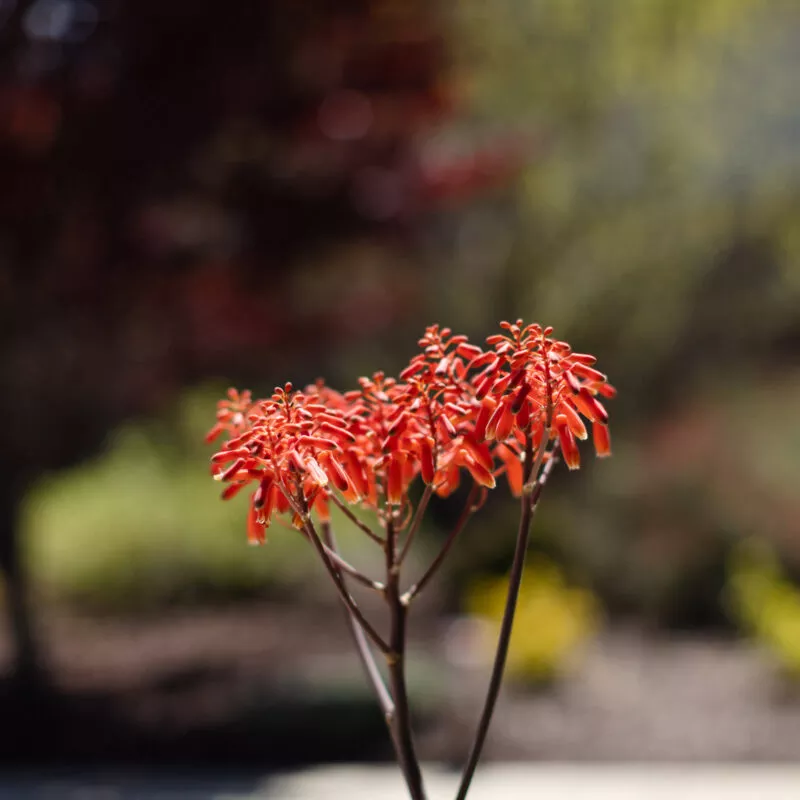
[247,501,267,545]
[495,443,523,497]
[570,353,597,366]
[486,400,514,441]
[306,457,329,487]
[386,451,408,505]
[419,436,436,485]
[252,476,273,508]
[572,387,608,424]
[597,382,617,399]
[297,435,339,450]
[275,490,291,514]
[555,415,581,470]
[216,458,244,482]
[571,363,607,383]
[475,372,496,400]
[434,462,461,498]
[474,395,498,440]
[205,422,225,444]
[462,456,496,489]
[399,359,425,380]
[462,433,494,472]
[221,482,247,500]
[510,381,530,414]
[211,448,251,464]
[289,449,307,472]
[515,397,531,431]
[262,483,279,523]
[560,401,588,440]
[388,416,409,440]
[312,491,331,522]
[319,452,350,492]
[456,343,483,359]
[437,413,457,438]
[341,449,369,499]
[485,334,507,346]
[593,422,612,458]
[467,351,498,371]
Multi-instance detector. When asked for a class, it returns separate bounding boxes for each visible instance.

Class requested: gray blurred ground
[426,630,800,762]
[2,765,800,799]
[6,606,800,763]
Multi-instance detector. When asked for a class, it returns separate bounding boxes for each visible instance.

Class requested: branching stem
[328,492,386,545]
[402,483,480,605]
[303,515,391,654]
[320,522,394,719]
[398,484,433,566]
[302,528,384,591]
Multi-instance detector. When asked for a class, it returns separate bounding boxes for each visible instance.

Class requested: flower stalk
[385,517,426,799]
[455,441,558,800]
[320,521,396,731]
[206,320,614,799]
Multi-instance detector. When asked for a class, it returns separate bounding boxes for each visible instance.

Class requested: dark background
[2,0,800,777]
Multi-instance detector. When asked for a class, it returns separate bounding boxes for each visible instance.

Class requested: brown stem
[398,484,433,566]
[320,522,395,720]
[303,516,391,654]
[302,527,384,591]
[328,493,385,545]
[402,483,480,605]
[454,436,554,800]
[528,443,560,505]
[385,517,426,800]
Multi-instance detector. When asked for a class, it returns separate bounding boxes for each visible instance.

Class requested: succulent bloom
[205,388,253,444]
[470,320,615,475]
[204,320,614,798]
[396,324,489,497]
[207,320,614,540]
[208,382,358,537]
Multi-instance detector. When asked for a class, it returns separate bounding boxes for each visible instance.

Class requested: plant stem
[398,484,433,566]
[402,483,480,605]
[454,436,553,800]
[304,528,384,591]
[328,493,386,545]
[385,517,426,800]
[303,516,391,654]
[528,443,559,505]
[320,522,395,720]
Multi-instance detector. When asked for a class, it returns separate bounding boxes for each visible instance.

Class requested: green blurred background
[3,0,800,768]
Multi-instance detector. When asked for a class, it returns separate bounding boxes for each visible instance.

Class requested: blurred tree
[0,0,470,686]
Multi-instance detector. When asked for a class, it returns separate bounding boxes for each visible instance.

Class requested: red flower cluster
[208,321,614,543]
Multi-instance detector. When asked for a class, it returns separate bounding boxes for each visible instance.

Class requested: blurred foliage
[7,0,800,639]
[548,376,800,628]
[0,0,464,675]
[21,387,395,612]
[419,0,800,629]
[466,557,599,684]
[727,539,800,680]
[441,0,800,390]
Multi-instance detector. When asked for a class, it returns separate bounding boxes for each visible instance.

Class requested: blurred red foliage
[0,0,527,684]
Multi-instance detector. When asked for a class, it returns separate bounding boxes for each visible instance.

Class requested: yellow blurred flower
[465,557,599,684]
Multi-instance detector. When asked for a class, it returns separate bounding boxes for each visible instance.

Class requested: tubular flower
[207,321,614,541]
[338,370,419,508]
[468,319,615,480]
[208,382,358,537]
[205,388,253,444]
[395,325,492,498]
